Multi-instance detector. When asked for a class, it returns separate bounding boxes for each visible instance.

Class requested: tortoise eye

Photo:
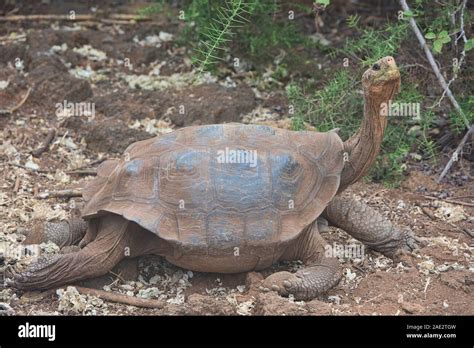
[372,63,380,70]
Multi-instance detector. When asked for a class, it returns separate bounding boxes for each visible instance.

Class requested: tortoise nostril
[372,63,380,70]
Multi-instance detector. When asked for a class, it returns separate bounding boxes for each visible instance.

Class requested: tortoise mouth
[373,66,400,84]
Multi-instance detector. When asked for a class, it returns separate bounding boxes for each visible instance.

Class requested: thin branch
[432,0,468,110]
[31,129,56,158]
[0,14,150,22]
[437,125,474,182]
[424,193,474,207]
[398,0,468,128]
[6,162,52,174]
[65,169,97,176]
[37,189,83,199]
[74,286,165,309]
[399,63,432,72]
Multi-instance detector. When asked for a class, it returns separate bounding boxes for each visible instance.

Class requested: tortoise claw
[401,227,421,252]
[263,271,299,297]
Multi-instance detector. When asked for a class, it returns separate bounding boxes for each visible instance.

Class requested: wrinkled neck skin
[337,81,398,193]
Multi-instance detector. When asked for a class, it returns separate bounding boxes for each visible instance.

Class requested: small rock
[418,259,435,274]
[57,286,87,314]
[137,287,160,299]
[396,200,406,210]
[235,298,255,316]
[149,275,161,285]
[0,303,15,316]
[24,156,39,170]
[309,33,331,46]
[344,268,357,281]
[402,302,424,314]
[159,31,174,42]
[119,284,134,291]
[0,289,12,302]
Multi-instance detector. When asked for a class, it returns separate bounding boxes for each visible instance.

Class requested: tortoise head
[362,56,400,100]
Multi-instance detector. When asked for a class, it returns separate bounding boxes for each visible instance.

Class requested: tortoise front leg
[263,221,342,300]
[324,196,419,258]
[11,215,130,290]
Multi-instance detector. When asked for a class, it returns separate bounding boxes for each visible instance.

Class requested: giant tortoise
[12,56,417,300]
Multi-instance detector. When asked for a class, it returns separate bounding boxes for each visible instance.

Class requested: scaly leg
[12,215,130,290]
[324,196,419,258]
[263,220,342,300]
[24,217,88,248]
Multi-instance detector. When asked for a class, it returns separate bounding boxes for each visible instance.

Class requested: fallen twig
[37,189,83,199]
[74,286,164,309]
[367,189,388,202]
[31,129,56,158]
[13,176,21,193]
[399,63,432,72]
[6,162,52,174]
[445,221,473,238]
[65,169,97,176]
[0,33,26,43]
[423,277,430,300]
[69,157,108,172]
[451,195,474,200]
[0,87,31,115]
[0,14,150,22]
[461,228,473,238]
[423,194,474,207]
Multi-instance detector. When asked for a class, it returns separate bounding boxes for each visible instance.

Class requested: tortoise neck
[338,86,395,193]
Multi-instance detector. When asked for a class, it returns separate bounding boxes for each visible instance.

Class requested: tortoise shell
[82,124,344,269]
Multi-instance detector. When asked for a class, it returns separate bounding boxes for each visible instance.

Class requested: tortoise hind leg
[12,215,131,290]
[23,217,88,248]
[263,220,342,300]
